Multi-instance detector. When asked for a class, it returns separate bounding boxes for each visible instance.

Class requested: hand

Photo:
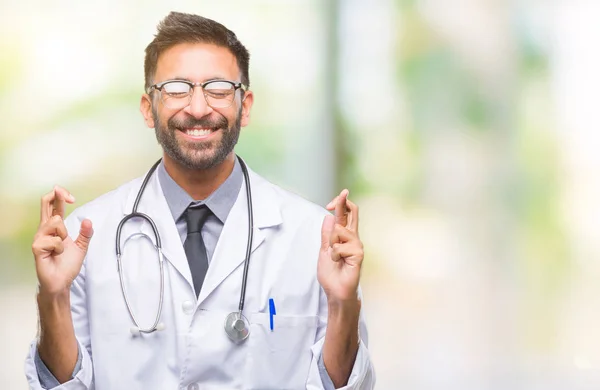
[32,186,94,297]
[317,189,364,304]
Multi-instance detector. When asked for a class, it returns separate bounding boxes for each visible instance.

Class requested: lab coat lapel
[197,169,282,305]
[123,170,194,293]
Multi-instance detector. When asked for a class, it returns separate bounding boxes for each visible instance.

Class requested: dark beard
[153,108,242,170]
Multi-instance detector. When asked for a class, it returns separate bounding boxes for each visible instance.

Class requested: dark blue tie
[184,205,211,298]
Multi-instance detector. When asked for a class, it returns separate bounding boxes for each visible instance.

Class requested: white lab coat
[24,165,375,390]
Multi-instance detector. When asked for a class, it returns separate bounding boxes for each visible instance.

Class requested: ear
[140,94,155,128]
[240,90,254,128]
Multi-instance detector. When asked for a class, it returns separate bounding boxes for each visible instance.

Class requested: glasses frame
[147,79,247,109]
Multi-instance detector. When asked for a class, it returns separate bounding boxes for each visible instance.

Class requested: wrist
[327,296,361,316]
[324,284,360,306]
[37,288,71,310]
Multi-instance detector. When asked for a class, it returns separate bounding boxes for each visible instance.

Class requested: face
[140,43,253,170]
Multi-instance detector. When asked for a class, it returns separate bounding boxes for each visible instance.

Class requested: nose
[184,87,213,119]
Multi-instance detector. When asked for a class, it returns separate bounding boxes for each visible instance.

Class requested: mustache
[168,115,228,130]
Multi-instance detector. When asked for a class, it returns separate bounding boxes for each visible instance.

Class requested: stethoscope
[115,155,254,343]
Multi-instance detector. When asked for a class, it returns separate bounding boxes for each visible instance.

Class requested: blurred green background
[2,0,600,388]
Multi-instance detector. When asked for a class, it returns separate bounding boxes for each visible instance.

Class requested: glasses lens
[204,81,236,108]
[161,81,192,109]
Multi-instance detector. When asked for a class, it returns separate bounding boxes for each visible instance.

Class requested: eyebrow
[170,76,229,83]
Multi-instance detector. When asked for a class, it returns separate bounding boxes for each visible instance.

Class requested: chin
[179,151,227,170]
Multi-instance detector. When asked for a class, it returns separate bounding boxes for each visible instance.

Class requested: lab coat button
[187,384,199,390]
[182,300,195,314]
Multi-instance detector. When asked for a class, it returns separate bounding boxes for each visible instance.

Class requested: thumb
[74,219,94,252]
[320,214,335,251]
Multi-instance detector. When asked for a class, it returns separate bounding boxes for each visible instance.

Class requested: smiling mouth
[179,127,219,138]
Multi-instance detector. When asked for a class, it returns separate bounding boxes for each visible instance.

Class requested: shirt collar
[157,157,243,224]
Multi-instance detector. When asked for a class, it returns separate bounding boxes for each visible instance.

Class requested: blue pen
[269,298,276,331]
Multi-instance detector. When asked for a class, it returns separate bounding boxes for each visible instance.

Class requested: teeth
[185,129,212,136]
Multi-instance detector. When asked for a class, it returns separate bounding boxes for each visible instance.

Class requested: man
[25,12,375,389]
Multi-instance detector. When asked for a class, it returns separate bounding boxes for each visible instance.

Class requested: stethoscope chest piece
[224,311,250,343]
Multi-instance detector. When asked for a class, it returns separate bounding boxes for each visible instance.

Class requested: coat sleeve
[24,214,95,390]
[305,286,376,389]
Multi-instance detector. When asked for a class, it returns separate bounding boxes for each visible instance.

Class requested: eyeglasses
[147,79,246,109]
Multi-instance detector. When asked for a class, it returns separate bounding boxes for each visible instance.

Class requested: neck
[163,153,236,200]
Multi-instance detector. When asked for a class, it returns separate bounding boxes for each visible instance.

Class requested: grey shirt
[158,158,243,258]
[36,158,336,389]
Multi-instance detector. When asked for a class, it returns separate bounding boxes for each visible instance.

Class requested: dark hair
[144,12,250,91]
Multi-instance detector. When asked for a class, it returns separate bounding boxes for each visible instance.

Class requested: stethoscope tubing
[115,155,253,337]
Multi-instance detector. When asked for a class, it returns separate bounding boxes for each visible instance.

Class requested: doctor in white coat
[25,11,375,390]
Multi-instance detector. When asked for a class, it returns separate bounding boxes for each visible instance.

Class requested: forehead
[154,42,240,83]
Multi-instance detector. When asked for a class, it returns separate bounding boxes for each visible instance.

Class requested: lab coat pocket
[245,313,318,390]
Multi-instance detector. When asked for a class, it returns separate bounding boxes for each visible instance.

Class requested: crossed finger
[326,189,359,232]
[40,186,75,225]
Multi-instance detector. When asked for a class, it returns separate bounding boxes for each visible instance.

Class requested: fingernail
[69,194,76,202]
